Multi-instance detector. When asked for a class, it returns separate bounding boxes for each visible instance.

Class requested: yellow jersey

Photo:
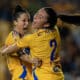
[5,31,20,56]
[5,31,31,80]
[17,26,61,66]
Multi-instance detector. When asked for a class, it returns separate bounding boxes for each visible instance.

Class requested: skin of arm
[0,44,34,64]
[0,43,19,56]
[20,54,38,64]
[20,54,42,68]
[0,43,42,67]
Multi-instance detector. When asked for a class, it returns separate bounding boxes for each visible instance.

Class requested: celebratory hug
[0,5,64,80]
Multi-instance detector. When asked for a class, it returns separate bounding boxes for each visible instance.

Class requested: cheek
[35,18,41,23]
[17,22,24,28]
[36,19,43,25]
[39,20,45,25]
[37,21,44,27]
[19,21,24,26]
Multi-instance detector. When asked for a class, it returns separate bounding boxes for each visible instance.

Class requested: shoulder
[23,32,36,40]
[5,31,13,45]
[6,31,13,40]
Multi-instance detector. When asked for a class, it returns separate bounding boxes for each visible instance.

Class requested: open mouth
[23,27,28,30]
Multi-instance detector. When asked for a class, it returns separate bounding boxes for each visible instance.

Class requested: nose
[26,21,28,25]
[24,21,29,28]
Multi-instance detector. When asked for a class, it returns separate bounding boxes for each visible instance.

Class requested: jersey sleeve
[16,34,32,48]
[5,32,12,46]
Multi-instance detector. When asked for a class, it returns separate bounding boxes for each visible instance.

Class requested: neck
[14,27,24,36]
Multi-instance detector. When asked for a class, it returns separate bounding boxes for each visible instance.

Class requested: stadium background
[0,0,80,80]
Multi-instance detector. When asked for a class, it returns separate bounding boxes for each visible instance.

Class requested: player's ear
[13,20,17,26]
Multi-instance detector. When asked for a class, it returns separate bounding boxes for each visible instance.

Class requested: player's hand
[32,58,42,67]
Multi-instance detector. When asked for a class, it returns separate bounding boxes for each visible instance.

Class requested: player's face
[15,13,30,32]
[32,8,48,29]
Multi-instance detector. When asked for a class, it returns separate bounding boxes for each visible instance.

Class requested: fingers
[33,58,42,68]
[37,59,42,67]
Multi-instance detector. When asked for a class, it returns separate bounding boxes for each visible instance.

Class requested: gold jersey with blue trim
[5,31,31,80]
[17,26,61,64]
[17,26,64,80]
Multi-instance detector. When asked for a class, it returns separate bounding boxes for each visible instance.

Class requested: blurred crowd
[57,19,80,80]
[0,0,80,80]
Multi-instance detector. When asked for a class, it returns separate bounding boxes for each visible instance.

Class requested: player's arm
[17,48,42,66]
[16,47,34,64]
[0,45,7,51]
[0,45,7,56]
[0,43,19,55]
[20,54,42,67]
[20,54,38,64]
[0,43,41,66]
[0,34,30,55]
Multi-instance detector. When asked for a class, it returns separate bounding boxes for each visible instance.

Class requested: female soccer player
[1,7,64,80]
[2,5,33,80]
